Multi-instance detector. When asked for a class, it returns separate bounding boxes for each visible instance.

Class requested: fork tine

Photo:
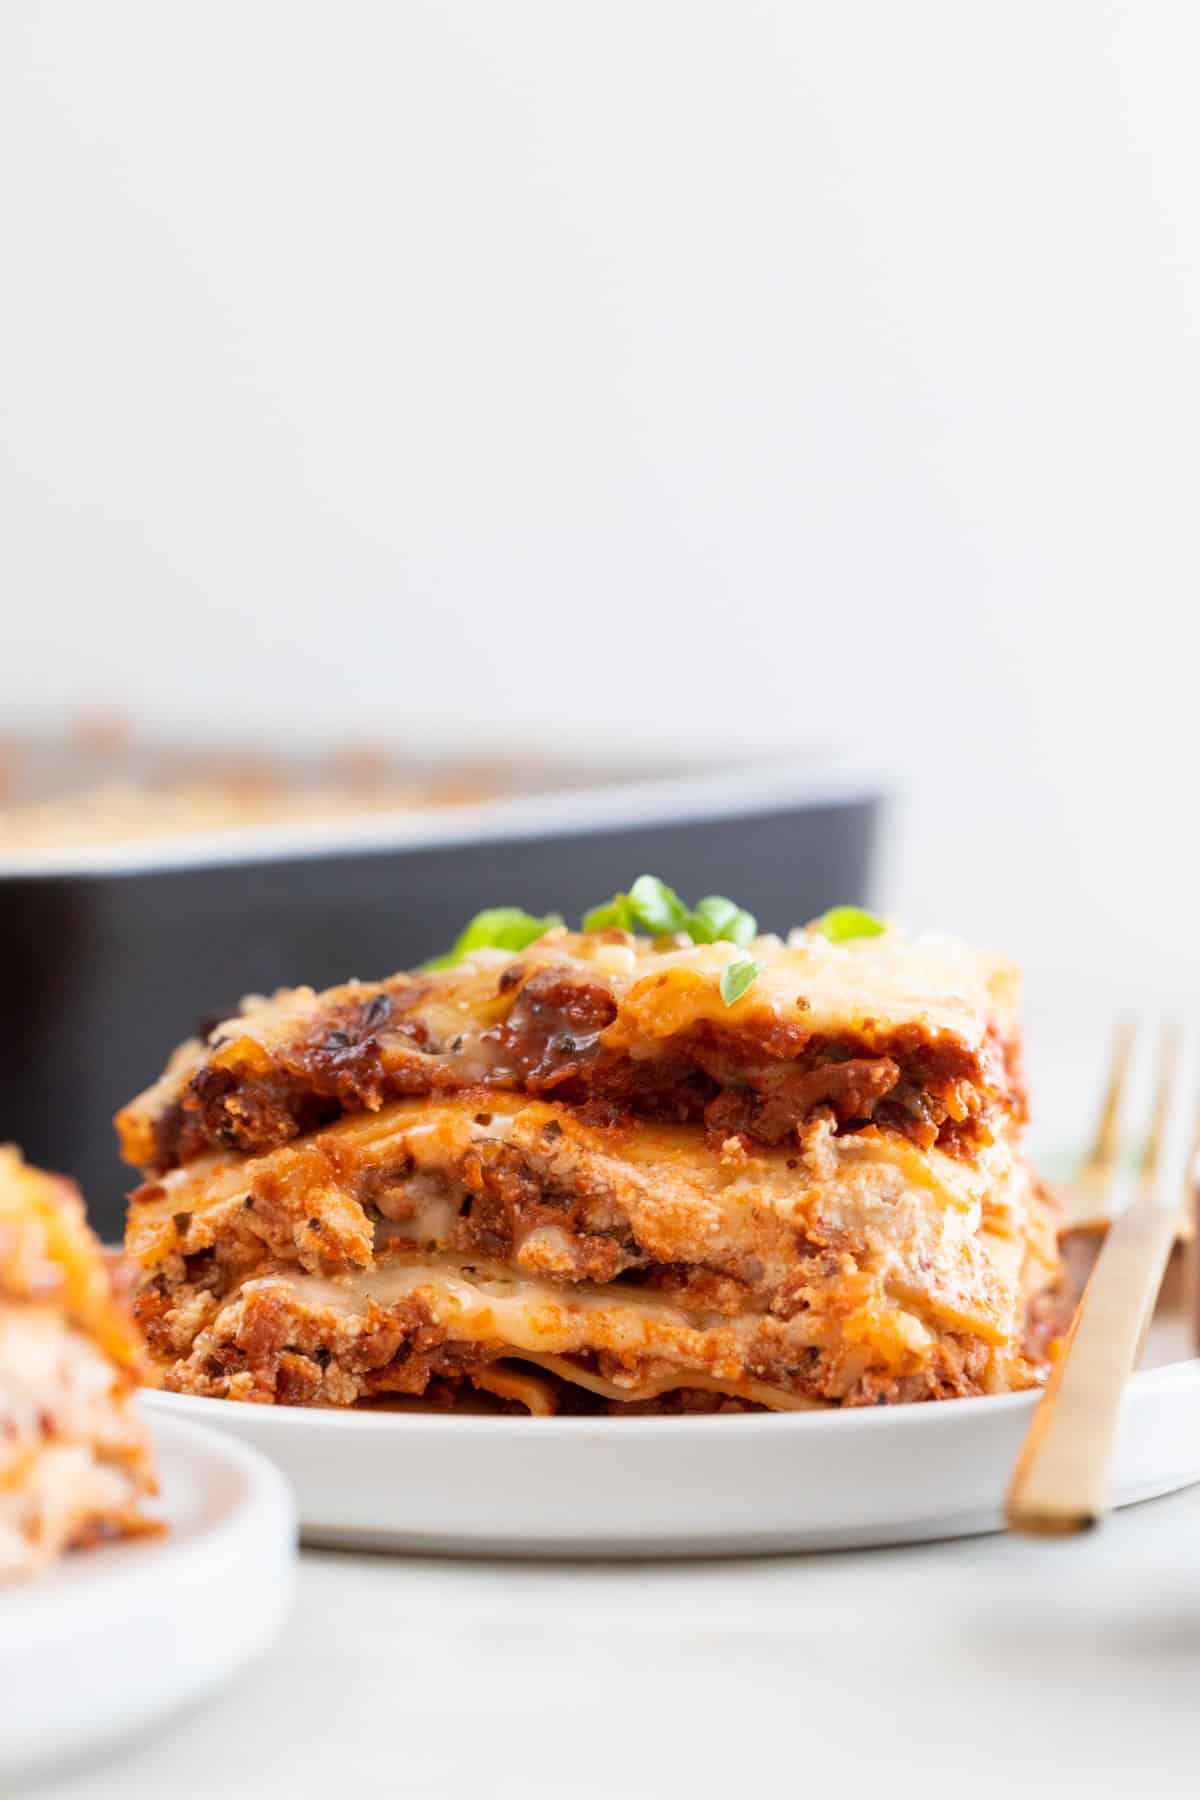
[1077,1019,1136,1188]
[1139,1024,1181,1202]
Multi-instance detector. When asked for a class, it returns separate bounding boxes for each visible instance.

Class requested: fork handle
[1006,1200,1180,1535]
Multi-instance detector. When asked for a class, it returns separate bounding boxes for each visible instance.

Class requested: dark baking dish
[0,757,884,1235]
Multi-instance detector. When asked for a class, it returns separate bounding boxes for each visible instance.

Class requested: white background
[2,1,1197,995]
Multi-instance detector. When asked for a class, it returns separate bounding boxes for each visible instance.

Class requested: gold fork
[1006,1024,1192,1536]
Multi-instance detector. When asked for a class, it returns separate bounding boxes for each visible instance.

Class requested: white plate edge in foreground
[143,1351,1200,1439]
[141,1359,1200,1558]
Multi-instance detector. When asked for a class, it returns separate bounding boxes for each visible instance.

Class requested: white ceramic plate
[0,1408,296,1782]
[142,1306,1200,1559]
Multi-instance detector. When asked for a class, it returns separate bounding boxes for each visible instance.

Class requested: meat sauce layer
[120,959,1020,1174]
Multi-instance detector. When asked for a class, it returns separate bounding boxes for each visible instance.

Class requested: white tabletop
[41,1480,1200,1800]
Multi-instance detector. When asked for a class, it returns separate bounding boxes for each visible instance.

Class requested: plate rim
[141,1351,1200,1439]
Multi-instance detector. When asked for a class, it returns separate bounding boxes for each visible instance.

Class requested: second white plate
[0,1409,296,1781]
[142,1332,1200,1558]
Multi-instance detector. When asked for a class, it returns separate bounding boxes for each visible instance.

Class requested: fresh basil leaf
[719,958,762,1006]
[582,897,635,933]
[727,909,758,948]
[424,907,563,969]
[816,905,885,944]
[583,876,686,936]
[688,896,758,948]
[627,875,689,935]
[583,877,756,945]
[686,896,736,942]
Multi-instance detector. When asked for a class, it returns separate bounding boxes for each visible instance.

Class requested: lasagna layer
[118,925,1024,1175]
[1,1149,157,1580]
[127,1094,1061,1412]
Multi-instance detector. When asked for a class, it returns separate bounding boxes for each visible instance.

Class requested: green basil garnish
[583,877,756,947]
[428,877,767,971]
[584,874,688,936]
[687,895,757,948]
[424,907,563,969]
[816,905,885,944]
[720,958,762,1006]
[627,874,689,935]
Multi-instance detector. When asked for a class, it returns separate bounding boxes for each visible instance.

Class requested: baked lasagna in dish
[120,890,1062,1413]
[1,1149,157,1578]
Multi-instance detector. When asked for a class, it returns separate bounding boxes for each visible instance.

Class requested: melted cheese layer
[117,919,1021,1175]
[127,1093,1041,1343]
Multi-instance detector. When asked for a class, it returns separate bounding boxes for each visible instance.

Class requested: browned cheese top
[117,924,1025,1175]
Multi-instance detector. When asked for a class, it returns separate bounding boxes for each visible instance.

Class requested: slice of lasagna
[121,906,1063,1413]
[1,1149,158,1579]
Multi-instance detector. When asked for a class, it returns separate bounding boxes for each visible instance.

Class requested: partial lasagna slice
[125,1089,1060,1413]
[1,1149,158,1578]
[118,925,1024,1174]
